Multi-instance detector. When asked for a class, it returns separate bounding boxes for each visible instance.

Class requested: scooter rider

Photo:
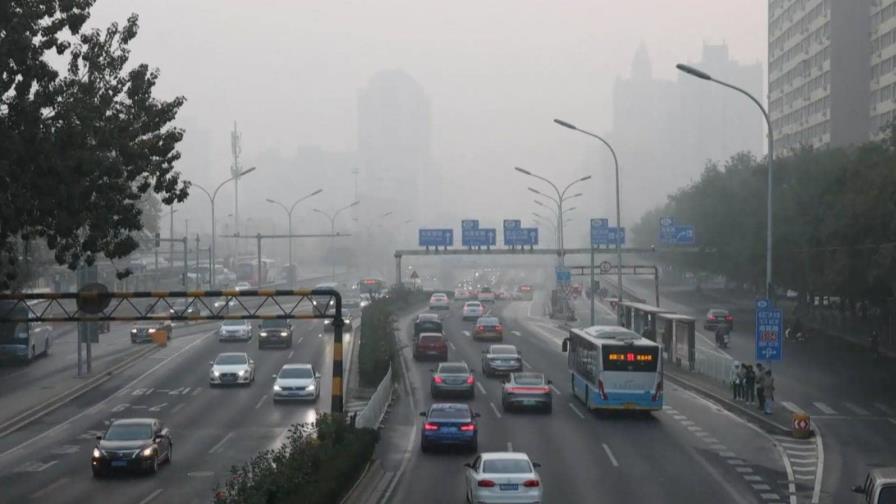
[715,325,731,347]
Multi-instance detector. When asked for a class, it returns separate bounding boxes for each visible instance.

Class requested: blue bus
[0,301,52,364]
[561,325,663,411]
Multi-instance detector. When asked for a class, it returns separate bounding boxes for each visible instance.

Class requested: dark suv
[414,313,444,341]
[258,319,293,349]
[91,418,172,477]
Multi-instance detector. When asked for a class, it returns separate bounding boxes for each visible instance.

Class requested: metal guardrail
[693,345,736,385]
[354,366,393,429]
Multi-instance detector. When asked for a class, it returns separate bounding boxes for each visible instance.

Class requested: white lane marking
[601,443,619,467]
[297,336,304,344]
[0,329,215,460]
[781,401,805,414]
[511,331,521,337]
[743,475,763,481]
[718,451,737,458]
[568,402,585,419]
[812,402,837,415]
[171,403,187,414]
[138,489,164,504]
[521,359,532,369]
[192,387,202,396]
[448,342,457,351]
[507,442,513,452]
[752,483,772,490]
[789,456,818,463]
[287,350,294,359]
[842,402,871,416]
[255,395,268,409]
[759,493,780,501]
[29,477,69,499]
[734,467,753,473]
[463,331,471,337]
[209,432,234,454]
[874,403,894,415]
[680,420,694,425]
[703,437,720,444]
[549,384,560,395]
[812,423,825,504]
[476,382,487,395]
[726,459,745,465]
[687,426,702,432]
[794,474,815,480]
[673,415,687,420]
[489,402,502,419]
[792,465,816,472]
[889,418,896,425]
[784,447,817,455]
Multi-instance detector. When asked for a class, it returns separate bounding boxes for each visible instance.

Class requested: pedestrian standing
[744,365,756,404]
[735,364,746,401]
[731,362,742,401]
[755,363,766,411]
[763,369,775,415]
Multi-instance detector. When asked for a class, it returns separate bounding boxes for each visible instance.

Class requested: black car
[169,299,200,319]
[414,313,443,341]
[258,319,293,349]
[91,418,172,477]
[481,344,524,377]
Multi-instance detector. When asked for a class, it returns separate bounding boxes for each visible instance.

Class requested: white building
[871,0,896,138]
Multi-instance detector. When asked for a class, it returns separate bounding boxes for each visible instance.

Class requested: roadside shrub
[213,414,378,504]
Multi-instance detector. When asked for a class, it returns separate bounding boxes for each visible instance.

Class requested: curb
[339,458,377,504]
[665,370,794,438]
[0,343,159,438]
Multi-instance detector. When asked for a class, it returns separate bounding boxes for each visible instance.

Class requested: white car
[209,352,255,386]
[454,288,470,301]
[464,452,543,504]
[234,281,252,291]
[477,287,496,303]
[218,320,253,341]
[429,292,450,310]
[462,301,484,321]
[272,363,321,402]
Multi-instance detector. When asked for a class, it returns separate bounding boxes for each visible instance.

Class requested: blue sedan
[419,403,480,453]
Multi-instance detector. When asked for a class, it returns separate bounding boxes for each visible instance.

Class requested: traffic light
[154,232,161,247]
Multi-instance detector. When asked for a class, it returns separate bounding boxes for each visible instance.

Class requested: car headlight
[148,328,156,333]
[212,370,220,377]
[273,384,282,391]
[280,331,288,336]
[239,369,248,375]
[130,329,137,334]
[142,446,155,457]
[92,447,102,458]
[259,332,268,337]
[306,383,315,391]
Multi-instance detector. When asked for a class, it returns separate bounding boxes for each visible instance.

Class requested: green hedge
[213,414,378,504]
[357,285,429,387]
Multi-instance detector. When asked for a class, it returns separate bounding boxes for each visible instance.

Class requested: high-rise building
[357,70,433,227]
[871,0,896,138]
[768,0,872,156]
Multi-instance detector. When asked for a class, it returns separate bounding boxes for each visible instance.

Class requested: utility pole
[230,122,243,256]
[168,207,177,265]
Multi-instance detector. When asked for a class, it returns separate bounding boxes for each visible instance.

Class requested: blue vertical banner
[754,298,783,361]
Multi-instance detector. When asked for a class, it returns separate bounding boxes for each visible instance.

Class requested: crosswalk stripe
[794,474,815,480]
[874,403,894,416]
[781,401,805,413]
[842,402,871,416]
[812,402,837,414]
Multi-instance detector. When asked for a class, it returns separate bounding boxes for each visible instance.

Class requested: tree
[0,3,188,291]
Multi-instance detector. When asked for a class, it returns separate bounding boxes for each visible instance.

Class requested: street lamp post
[266,189,324,278]
[514,167,591,265]
[676,63,775,300]
[553,118,624,324]
[191,167,257,288]
[314,201,360,280]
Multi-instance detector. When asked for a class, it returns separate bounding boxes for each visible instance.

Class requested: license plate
[499,483,518,491]
[523,400,537,406]
[623,403,638,409]
[444,426,457,432]
[111,460,127,467]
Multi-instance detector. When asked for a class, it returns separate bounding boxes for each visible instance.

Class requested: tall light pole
[553,119,624,320]
[168,207,178,265]
[314,201,360,280]
[266,188,324,273]
[676,63,775,300]
[191,166,257,288]
[514,167,591,265]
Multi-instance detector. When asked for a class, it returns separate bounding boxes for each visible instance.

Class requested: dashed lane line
[601,443,619,467]
[170,403,187,414]
[138,489,164,504]
[476,383,487,395]
[874,403,894,416]
[208,432,234,454]
[29,477,69,499]
[812,402,837,415]
[521,359,532,369]
[842,402,871,416]
[489,402,502,419]
[448,342,457,351]
[781,401,805,414]
[568,402,586,419]
[254,394,268,409]
[511,331,521,337]
[889,418,896,425]
[549,384,560,395]
[287,350,294,359]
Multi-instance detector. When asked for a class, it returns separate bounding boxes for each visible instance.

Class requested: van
[853,468,896,503]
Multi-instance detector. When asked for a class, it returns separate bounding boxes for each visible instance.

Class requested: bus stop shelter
[657,313,695,371]
[618,301,675,342]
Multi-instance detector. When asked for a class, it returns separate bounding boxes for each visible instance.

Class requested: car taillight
[466,375,474,384]
[725,315,733,321]
[653,379,663,401]
[477,325,485,331]
[708,315,716,320]
[477,479,496,487]
[523,479,541,488]
[597,378,608,401]
[459,423,476,432]
[495,325,503,332]
[424,422,439,431]
[433,376,444,384]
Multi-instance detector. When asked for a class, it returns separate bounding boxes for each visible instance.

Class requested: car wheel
[149,455,159,474]
[420,441,430,453]
[166,444,173,464]
[92,468,104,478]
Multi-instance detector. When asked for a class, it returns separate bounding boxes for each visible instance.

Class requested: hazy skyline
[86,1,768,243]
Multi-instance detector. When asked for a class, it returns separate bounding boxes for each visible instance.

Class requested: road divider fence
[354,366,393,430]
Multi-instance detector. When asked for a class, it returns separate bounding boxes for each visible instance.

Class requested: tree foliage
[0,2,188,290]
[633,126,896,308]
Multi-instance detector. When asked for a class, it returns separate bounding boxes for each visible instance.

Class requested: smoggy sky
[86,0,767,241]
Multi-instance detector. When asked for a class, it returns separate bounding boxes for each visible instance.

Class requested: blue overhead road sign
[418,229,453,247]
[504,227,539,246]
[556,266,571,284]
[462,228,496,247]
[590,218,609,245]
[671,225,695,245]
[462,219,479,231]
[503,219,521,231]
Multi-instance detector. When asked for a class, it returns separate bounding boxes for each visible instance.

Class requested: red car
[414,333,448,361]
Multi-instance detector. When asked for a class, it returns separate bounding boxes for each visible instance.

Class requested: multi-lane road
[381,294,795,504]
[0,316,342,503]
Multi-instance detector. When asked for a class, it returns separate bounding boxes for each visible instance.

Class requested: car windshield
[879,485,896,504]
[710,310,729,317]
[279,367,313,379]
[438,364,469,374]
[478,317,499,325]
[419,335,443,344]
[490,345,517,355]
[513,373,544,386]
[466,302,481,308]
[222,320,246,327]
[418,314,439,321]
[429,406,471,421]
[216,354,248,365]
[482,459,532,474]
[261,320,288,328]
[104,423,153,441]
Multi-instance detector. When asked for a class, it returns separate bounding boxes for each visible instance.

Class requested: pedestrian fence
[693,345,736,385]
[353,366,393,429]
